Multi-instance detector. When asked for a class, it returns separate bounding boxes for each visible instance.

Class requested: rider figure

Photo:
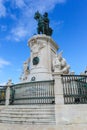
[43,12,49,33]
[34,11,53,36]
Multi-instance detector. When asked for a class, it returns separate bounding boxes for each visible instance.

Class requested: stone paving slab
[0,123,87,130]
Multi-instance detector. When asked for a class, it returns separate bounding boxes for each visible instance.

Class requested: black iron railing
[10,80,55,105]
[0,86,6,105]
[62,75,87,104]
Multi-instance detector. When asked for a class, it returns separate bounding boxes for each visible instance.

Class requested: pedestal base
[28,72,53,82]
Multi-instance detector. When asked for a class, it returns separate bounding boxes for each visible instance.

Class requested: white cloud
[18,0,66,15]
[0,58,10,68]
[0,25,7,31]
[57,20,64,25]
[5,0,66,41]
[51,20,64,32]
[51,20,64,28]
[0,0,6,17]
[32,0,66,13]
[16,68,21,72]
[0,82,6,85]
[11,26,28,41]
[9,14,17,21]
[15,0,26,9]
[52,20,64,26]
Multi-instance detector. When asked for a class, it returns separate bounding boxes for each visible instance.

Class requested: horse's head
[34,11,41,20]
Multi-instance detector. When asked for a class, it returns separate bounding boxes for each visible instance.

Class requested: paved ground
[0,123,87,130]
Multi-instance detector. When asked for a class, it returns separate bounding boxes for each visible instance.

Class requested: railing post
[5,79,12,106]
[53,73,64,104]
[53,73,64,124]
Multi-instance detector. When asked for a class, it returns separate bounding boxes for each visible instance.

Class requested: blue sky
[0,0,87,84]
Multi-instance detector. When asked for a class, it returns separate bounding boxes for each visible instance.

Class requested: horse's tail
[47,27,53,36]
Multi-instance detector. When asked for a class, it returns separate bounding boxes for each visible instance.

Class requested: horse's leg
[48,27,52,36]
[42,25,45,34]
[43,26,44,34]
[37,27,40,34]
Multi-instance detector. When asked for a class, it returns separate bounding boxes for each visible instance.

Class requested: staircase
[0,105,55,125]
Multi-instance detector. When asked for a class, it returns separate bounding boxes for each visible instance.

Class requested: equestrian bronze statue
[34,11,53,36]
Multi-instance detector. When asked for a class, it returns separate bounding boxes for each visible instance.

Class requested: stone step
[0,110,54,113]
[7,105,55,109]
[0,119,55,123]
[0,115,55,119]
[0,117,55,122]
[1,108,54,111]
[0,110,54,114]
[0,120,55,125]
[2,108,54,111]
[7,105,54,108]
[0,113,55,118]
[0,111,55,115]
[0,105,55,125]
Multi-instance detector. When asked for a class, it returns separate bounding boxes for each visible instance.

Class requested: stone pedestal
[27,34,58,82]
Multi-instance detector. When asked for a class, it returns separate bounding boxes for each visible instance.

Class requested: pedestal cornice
[28,34,59,50]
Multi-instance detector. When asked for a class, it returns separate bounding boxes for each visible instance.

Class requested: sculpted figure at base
[20,58,30,81]
[6,79,12,86]
[53,52,70,74]
[80,66,87,75]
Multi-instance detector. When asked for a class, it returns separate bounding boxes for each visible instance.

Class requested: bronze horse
[34,11,53,36]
